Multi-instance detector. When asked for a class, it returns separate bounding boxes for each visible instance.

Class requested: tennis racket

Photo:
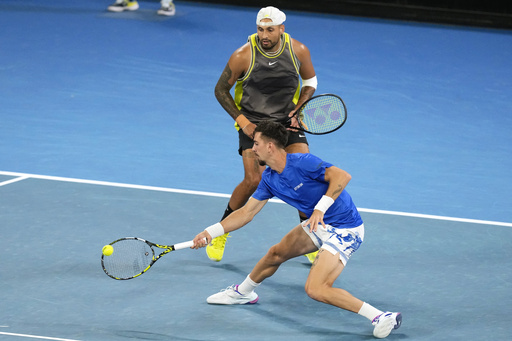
[287,94,347,135]
[101,237,196,280]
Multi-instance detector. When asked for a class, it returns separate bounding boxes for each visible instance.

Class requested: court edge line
[1,170,510,227]
[0,331,81,341]
[0,175,29,187]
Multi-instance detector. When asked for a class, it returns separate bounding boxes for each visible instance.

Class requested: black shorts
[238,129,308,155]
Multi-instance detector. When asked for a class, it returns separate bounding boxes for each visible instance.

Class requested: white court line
[0,331,81,341]
[358,207,512,227]
[0,175,29,187]
[0,170,511,227]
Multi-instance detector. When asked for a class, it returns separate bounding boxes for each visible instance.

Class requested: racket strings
[299,96,346,134]
[102,239,154,279]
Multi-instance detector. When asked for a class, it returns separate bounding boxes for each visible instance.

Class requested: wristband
[314,195,334,214]
[236,115,251,130]
[301,75,318,89]
[205,222,225,239]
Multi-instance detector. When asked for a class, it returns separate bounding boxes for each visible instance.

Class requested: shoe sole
[207,296,259,305]
[247,297,259,304]
[107,5,139,12]
[205,250,222,262]
[157,10,175,16]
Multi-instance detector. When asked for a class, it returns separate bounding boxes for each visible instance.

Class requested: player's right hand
[192,231,210,249]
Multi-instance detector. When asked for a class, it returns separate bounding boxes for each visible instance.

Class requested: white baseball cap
[256,6,286,26]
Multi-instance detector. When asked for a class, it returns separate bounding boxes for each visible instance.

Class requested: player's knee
[243,174,261,189]
[304,282,327,303]
[265,244,288,265]
[241,178,260,194]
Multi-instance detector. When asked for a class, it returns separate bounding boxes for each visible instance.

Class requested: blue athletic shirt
[252,153,363,229]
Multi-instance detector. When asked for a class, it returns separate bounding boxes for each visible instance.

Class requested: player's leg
[303,224,365,310]
[285,138,319,263]
[305,249,363,312]
[284,142,308,154]
[249,223,317,283]
[305,226,401,338]
[206,224,316,304]
[207,145,265,261]
[225,149,265,211]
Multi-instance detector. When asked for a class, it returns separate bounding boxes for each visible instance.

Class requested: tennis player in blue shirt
[192,120,401,338]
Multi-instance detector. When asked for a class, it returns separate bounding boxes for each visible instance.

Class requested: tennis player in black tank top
[208,6,319,263]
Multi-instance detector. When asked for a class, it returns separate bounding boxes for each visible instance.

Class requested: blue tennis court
[1,0,511,340]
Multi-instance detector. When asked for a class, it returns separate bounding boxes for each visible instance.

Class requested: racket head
[296,94,347,135]
[101,237,156,280]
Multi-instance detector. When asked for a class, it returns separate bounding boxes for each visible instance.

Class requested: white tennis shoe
[372,311,402,338]
[207,285,259,305]
[157,3,175,16]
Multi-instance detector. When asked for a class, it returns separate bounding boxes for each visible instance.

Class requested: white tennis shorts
[302,222,364,265]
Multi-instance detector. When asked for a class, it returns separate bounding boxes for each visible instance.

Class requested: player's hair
[254,120,289,149]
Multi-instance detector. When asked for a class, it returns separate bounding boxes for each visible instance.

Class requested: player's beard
[261,40,278,51]
[258,159,267,166]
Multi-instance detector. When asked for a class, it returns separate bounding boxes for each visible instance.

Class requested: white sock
[161,0,173,6]
[237,275,260,295]
[358,302,383,322]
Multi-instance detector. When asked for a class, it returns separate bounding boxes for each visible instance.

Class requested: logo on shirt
[269,61,278,66]
[294,183,303,191]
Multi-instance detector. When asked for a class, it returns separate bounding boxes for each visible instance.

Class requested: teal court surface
[1,0,511,340]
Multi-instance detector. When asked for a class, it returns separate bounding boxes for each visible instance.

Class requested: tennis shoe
[372,312,402,338]
[305,250,318,263]
[107,0,139,12]
[207,285,259,305]
[206,232,230,262]
[157,3,176,16]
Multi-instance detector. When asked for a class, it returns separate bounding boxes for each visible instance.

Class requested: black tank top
[234,33,301,126]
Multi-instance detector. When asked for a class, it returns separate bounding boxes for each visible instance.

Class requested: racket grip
[173,238,207,250]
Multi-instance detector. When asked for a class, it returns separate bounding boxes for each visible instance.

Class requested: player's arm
[220,197,268,233]
[322,166,351,200]
[307,166,351,232]
[192,197,268,248]
[289,39,317,123]
[214,44,256,137]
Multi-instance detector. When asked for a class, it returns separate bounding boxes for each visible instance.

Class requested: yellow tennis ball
[102,245,114,256]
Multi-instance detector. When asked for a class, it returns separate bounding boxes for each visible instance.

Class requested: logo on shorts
[294,183,303,191]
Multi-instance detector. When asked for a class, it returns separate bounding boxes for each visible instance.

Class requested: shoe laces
[211,234,230,248]
[221,284,242,296]
[372,312,392,325]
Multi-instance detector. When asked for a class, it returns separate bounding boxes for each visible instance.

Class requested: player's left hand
[287,110,300,131]
[306,210,326,232]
